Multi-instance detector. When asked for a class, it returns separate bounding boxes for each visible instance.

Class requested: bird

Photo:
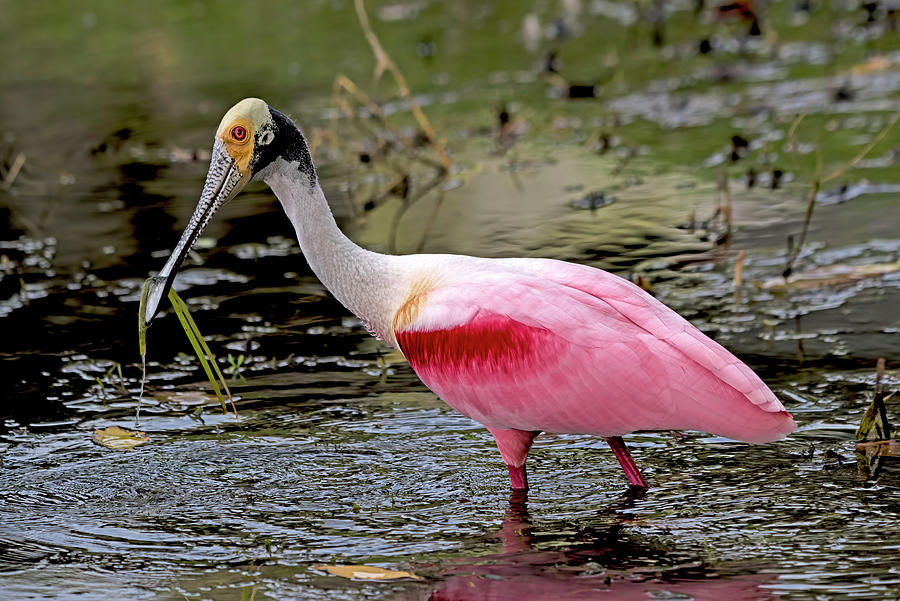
[143,98,795,492]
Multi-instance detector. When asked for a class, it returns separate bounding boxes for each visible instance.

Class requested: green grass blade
[172,291,233,403]
[136,278,154,424]
[169,289,228,413]
[138,278,152,356]
[169,290,232,401]
[167,288,236,416]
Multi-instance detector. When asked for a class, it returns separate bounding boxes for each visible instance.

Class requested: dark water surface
[2,1,899,599]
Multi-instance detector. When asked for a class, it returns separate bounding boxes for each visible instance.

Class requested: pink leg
[606,436,649,490]
[489,427,541,491]
[507,464,528,490]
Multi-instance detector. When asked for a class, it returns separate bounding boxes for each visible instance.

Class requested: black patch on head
[250,107,317,183]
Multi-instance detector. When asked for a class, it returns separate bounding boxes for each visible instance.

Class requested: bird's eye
[231,126,247,141]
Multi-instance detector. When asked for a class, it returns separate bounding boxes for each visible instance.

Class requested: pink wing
[395,259,795,443]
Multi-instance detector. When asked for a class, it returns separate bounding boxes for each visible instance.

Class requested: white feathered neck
[263,158,413,345]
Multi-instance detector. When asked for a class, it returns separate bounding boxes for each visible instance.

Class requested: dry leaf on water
[761,261,900,291]
[92,426,150,450]
[851,55,892,75]
[856,440,900,458]
[314,564,421,581]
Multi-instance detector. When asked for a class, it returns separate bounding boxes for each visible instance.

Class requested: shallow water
[2,1,900,600]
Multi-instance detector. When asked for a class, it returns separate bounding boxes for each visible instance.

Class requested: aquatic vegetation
[139,277,235,416]
[855,358,897,479]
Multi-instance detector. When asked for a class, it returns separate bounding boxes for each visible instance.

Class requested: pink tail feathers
[719,409,796,443]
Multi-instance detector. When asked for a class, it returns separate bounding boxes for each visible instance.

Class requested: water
[2,1,899,599]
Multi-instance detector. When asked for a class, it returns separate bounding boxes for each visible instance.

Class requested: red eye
[232,126,247,141]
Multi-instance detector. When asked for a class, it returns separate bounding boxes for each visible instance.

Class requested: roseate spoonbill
[143,98,795,492]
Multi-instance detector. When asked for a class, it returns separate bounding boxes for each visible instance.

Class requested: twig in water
[363,173,410,213]
[783,146,821,278]
[733,250,746,305]
[783,110,899,277]
[333,74,385,120]
[354,0,451,172]
[415,187,446,253]
[785,112,806,156]
[717,169,732,244]
[875,357,885,396]
[306,127,333,159]
[1,153,25,191]
[388,173,445,253]
[611,147,637,177]
[794,317,805,364]
[822,111,900,184]
[506,162,524,194]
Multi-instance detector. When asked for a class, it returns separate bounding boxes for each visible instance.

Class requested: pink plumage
[156,99,795,493]
[395,257,795,490]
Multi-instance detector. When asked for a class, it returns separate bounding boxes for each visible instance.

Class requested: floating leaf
[314,564,421,581]
[92,426,149,450]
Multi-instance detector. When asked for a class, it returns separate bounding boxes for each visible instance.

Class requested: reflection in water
[424,491,776,601]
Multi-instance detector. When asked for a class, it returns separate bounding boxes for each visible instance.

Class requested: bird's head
[142,98,314,326]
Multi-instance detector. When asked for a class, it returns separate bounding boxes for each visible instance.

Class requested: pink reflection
[423,492,777,601]
[428,572,776,601]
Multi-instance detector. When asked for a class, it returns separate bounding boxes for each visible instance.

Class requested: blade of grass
[168,292,227,413]
[169,291,234,408]
[137,278,154,424]
[167,288,237,417]
[114,362,127,392]
[138,278,151,356]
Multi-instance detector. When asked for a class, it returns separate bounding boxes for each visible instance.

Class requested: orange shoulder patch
[392,278,436,333]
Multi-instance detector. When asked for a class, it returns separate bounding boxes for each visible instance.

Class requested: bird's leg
[606,436,649,491]
[488,427,541,491]
[507,464,528,490]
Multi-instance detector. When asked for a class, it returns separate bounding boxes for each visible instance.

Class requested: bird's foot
[625,484,648,500]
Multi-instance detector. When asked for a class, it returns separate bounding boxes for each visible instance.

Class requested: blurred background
[1,1,899,600]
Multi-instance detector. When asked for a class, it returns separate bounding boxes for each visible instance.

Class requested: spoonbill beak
[143,138,246,325]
